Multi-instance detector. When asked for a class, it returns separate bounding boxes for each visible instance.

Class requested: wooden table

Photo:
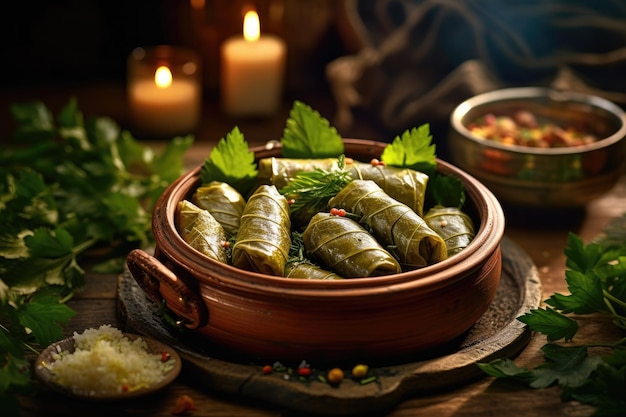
[7,83,625,416]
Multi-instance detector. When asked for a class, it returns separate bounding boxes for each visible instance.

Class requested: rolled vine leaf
[329,180,447,269]
[177,200,229,264]
[424,205,475,257]
[284,261,344,280]
[302,212,402,278]
[192,181,246,239]
[257,157,341,189]
[347,161,429,217]
[258,157,429,217]
[231,185,292,276]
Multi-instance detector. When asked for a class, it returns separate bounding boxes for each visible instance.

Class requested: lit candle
[127,46,201,138]
[220,10,286,117]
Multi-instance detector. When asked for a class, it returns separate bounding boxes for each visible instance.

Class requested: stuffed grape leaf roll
[192,181,246,239]
[285,261,344,280]
[424,205,475,257]
[177,200,229,264]
[329,180,447,269]
[257,157,429,216]
[302,212,401,278]
[257,157,340,189]
[348,161,429,217]
[231,185,292,276]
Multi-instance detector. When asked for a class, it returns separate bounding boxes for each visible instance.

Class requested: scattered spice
[359,376,378,385]
[171,394,196,416]
[327,368,344,385]
[352,364,368,379]
[257,361,377,387]
[297,367,312,377]
[329,208,346,217]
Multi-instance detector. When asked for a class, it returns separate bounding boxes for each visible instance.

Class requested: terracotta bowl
[449,87,626,208]
[126,139,505,365]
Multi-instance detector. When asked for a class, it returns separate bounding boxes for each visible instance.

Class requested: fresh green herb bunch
[0,98,193,413]
[479,215,626,417]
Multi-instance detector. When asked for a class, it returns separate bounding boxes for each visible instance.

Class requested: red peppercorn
[161,351,171,362]
[330,208,339,216]
[338,209,346,217]
[262,364,273,374]
[288,198,295,205]
[298,367,312,377]
[370,158,380,166]
[221,241,230,248]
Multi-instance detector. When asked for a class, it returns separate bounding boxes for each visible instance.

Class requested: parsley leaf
[18,290,76,347]
[479,212,626,416]
[281,101,344,158]
[531,344,603,388]
[480,345,604,389]
[517,307,579,342]
[200,126,258,195]
[0,98,193,409]
[380,124,437,174]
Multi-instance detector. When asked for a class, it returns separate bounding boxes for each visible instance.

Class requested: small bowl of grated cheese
[35,325,181,400]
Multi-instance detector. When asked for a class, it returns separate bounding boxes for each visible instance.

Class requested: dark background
[0,1,170,87]
[0,0,348,95]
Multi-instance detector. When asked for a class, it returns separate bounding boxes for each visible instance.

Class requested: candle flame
[155,66,173,89]
[243,11,260,42]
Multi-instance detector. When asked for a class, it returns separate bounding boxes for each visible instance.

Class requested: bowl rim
[450,87,626,155]
[151,139,505,298]
[34,332,181,401]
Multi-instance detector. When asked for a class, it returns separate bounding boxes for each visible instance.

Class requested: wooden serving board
[117,236,542,415]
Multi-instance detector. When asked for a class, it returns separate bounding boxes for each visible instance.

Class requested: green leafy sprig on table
[478,217,626,416]
[0,98,193,413]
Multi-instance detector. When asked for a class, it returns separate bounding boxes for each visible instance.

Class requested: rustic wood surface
[5,83,625,417]
[115,237,541,416]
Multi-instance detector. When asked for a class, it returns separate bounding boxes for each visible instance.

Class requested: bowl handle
[126,249,208,329]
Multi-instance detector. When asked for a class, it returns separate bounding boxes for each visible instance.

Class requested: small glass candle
[127,46,201,138]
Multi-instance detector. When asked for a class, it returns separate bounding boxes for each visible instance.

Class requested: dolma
[192,181,246,238]
[231,185,292,276]
[257,157,341,189]
[257,157,429,216]
[424,205,475,257]
[284,262,344,280]
[329,180,447,268]
[177,200,228,264]
[348,161,429,217]
[302,212,402,278]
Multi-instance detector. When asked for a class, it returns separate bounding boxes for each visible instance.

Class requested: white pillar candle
[127,46,201,138]
[220,11,286,117]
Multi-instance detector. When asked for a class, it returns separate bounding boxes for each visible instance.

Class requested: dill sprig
[279,155,353,215]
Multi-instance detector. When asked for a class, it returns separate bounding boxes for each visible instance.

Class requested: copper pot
[126,139,505,364]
